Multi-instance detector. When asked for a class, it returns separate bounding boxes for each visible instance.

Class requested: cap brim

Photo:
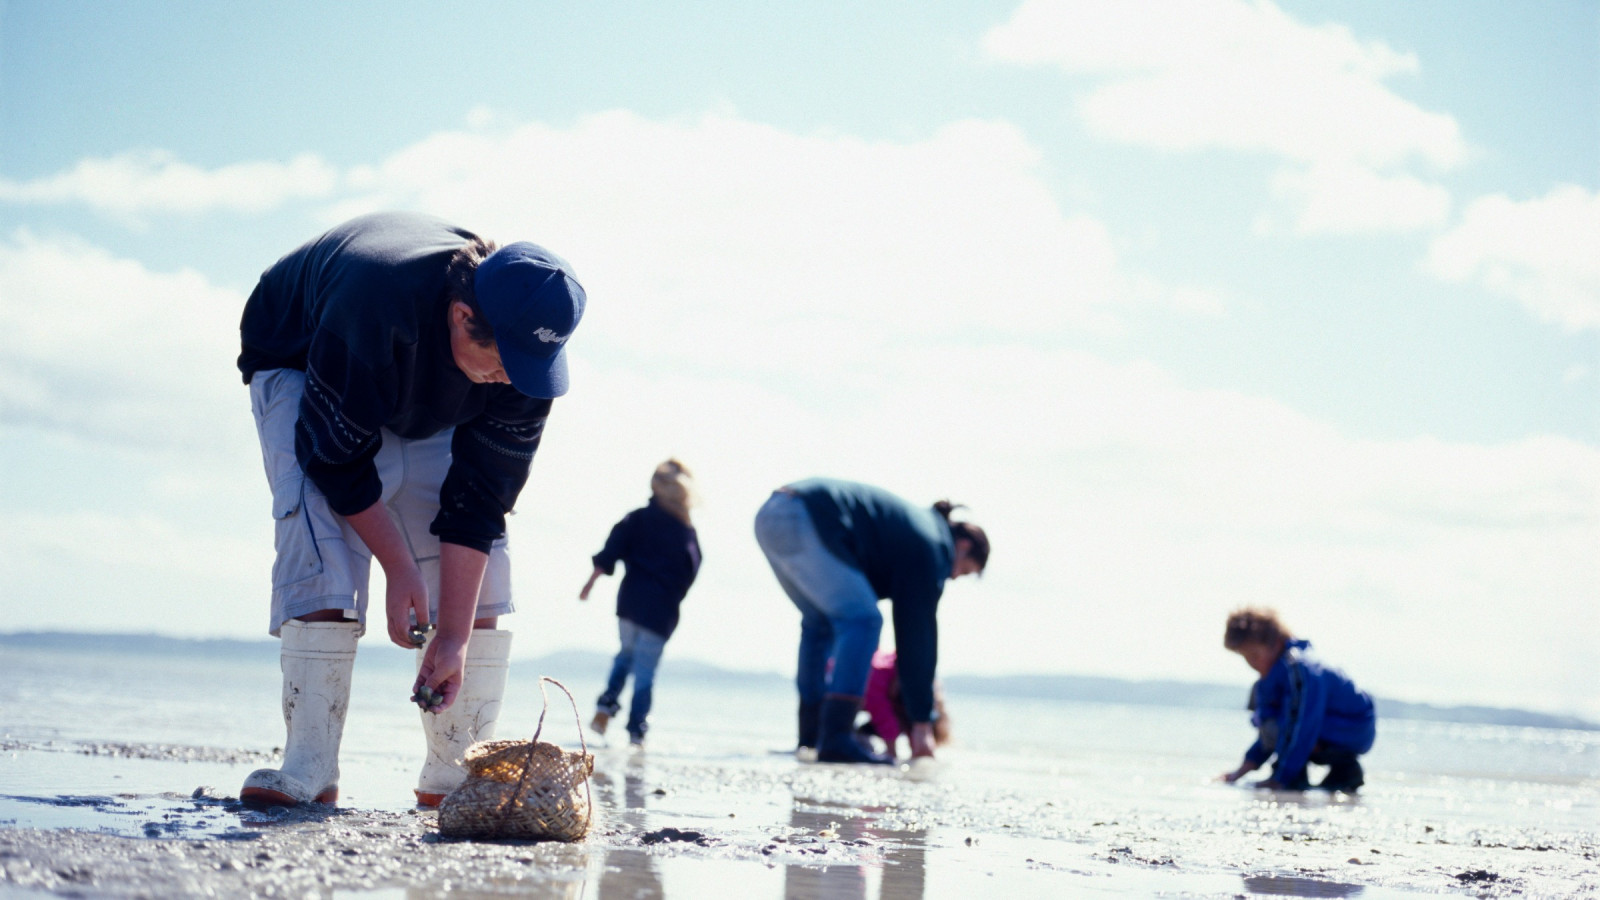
[501,344,569,399]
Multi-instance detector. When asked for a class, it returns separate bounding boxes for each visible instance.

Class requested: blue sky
[2,1,1596,717]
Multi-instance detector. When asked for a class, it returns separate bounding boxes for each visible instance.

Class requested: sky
[1,0,1596,718]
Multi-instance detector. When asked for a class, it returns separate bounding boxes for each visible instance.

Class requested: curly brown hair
[1223,607,1291,651]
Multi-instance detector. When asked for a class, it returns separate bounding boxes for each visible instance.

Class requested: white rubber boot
[415,629,512,807]
[241,620,359,806]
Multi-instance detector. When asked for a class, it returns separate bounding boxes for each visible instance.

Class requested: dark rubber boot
[815,695,892,765]
[798,700,822,751]
[1318,754,1365,793]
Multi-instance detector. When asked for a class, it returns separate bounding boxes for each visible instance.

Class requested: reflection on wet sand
[589,760,655,826]
[593,764,665,900]
[600,848,664,900]
[877,824,927,900]
[784,800,926,900]
[785,852,866,900]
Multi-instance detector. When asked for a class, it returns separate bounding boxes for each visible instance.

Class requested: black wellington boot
[1318,753,1365,793]
[798,699,822,752]
[815,695,892,765]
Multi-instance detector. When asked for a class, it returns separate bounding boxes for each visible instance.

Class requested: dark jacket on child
[592,498,702,639]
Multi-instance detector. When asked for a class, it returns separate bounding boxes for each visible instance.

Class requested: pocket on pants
[270,469,304,520]
[270,475,326,590]
[755,498,806,556]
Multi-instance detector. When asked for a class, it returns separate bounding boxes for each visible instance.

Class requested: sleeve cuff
[316,473,382,518]
[437,533,493,555]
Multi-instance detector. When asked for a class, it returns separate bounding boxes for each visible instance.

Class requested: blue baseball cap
[472,242,586,398]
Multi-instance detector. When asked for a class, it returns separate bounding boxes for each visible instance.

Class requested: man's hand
[415,542,491,711]
[383,561,431,649]
[415,630,469,712]
[909,722,937,759]
[342,502,432,650]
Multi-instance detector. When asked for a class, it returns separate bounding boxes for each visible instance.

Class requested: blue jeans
[754,491,883,704]
[596,618,668,740]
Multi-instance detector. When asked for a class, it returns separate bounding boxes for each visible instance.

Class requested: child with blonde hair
[580,460,702,747]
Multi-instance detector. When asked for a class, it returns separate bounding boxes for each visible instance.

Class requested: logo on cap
[533,327,569,344]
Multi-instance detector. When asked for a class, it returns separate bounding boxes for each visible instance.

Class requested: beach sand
[3,734,1595,899]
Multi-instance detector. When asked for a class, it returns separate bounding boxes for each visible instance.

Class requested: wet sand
[2,736,1595,898]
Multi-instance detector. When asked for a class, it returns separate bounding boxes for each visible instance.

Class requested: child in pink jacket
[858,650,951,759]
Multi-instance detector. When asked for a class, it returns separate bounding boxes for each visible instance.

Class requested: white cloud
[337,111,1141,337]
[1269,162,1452,235]
[0,150,339,217]
[982,0,1465,235]
[0,229,252,452]
[1425,185,1600,332]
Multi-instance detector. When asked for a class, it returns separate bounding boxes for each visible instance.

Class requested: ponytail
[934,498,989,572]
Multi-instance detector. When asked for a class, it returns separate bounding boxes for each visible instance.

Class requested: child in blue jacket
[1220,608,1376,792]
[579,460,702,747]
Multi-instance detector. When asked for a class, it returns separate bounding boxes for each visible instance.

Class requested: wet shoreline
[2,737,1596,897]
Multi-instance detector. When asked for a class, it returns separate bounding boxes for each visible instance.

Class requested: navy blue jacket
[788,478,955,723]
[237,212,552,553]
[593,499,702,640]
[1245,639,1377,784]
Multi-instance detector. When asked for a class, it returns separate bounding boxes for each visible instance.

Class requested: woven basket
[437,677,594,841]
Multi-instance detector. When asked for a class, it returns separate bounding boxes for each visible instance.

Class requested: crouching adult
[236,211,586,807]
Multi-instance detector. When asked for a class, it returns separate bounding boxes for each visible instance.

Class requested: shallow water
[1,641,1596,897]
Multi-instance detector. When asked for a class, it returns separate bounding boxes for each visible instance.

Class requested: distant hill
[938,672,1600,732]
[1,630,284,661]
[4,630,1593,732]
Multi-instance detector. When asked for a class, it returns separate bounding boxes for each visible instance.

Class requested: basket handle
[529,676,589,759]
[501,676,593,837]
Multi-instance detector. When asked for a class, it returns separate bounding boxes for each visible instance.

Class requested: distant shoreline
[5,630,1595,733]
